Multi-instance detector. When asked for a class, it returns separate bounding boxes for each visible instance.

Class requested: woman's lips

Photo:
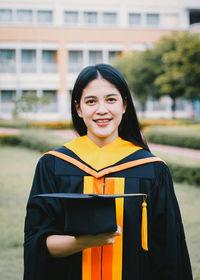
[94,119,111,127]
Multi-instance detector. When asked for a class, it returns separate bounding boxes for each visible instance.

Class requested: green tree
[154,32,200,116]
[114,50,161,116]
[13,91,52,118]
[114,31,200,119]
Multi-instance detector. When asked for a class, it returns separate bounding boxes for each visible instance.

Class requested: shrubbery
[145,126,200,149]
[0,130,199,186]
[1,118,199,131]
[0,119,29,128]
[140,119,182,129]
[29,121,73,130]
[0,130,64,153]
[0,133,21,145]
[168,163,200,186]
[0,119,73,130]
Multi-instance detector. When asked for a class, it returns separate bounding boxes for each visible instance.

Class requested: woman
[24,64,192,280]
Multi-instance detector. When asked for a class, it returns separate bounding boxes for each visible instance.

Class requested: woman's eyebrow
[84,93,119,100]
[84,95,96,100]
[106,93,118,97]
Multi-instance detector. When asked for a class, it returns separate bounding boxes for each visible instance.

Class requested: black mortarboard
[33,193,147,237]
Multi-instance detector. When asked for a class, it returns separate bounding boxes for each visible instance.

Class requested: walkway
[1,127,200,160]
[53,129,200,160]
[149,143,200,160]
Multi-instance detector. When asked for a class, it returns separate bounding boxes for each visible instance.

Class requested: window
[0,49,16,73]
[16,9,32,23]
[21,50,36,73]
[146,13,160,26]
[22,90,37,95]
[189,10,200,25]
[89,51,102,65]
[0,9,12,23]
[108,51,120,63]
[64,11,78,24]
[1,90,16,113]
[42,90,57,112]
[129,13,141,26]
[42,50,57,73]
[37,10,53,23]
[84,12,98,24]
[68,51,83,72]
[1,90,15,103]
[102,12,117,25]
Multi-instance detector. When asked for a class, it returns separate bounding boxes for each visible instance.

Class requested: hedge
[0,119,73,130]
[0,130,64,153]
[1,118,199,130]
[0,131,199,187]
[145,126,200,149]
[167,163,200,186]
[0,134,21,146]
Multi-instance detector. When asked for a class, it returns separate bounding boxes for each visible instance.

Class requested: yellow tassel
[141,196,148,251]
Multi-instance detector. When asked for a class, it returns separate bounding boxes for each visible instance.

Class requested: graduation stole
[43,151,164,280]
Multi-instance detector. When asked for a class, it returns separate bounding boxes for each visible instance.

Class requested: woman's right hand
[47,226,121,258]
[77,225,121,248]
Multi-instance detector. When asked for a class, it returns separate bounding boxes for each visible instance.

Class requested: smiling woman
[75,77,126,147]
[24,64,193,280]
[71,64,149,150]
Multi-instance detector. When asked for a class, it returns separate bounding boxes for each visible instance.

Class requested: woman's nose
[96,102,108,114]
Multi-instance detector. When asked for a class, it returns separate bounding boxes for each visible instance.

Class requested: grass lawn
[0,146,41,280]
[0,146,199,279]
[151,149,200,167]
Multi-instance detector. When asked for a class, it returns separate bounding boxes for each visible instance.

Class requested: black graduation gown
[23,146,193,280]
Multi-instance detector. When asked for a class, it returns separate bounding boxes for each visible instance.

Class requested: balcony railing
[21,63,36,73]
[0,103,15,113]
[0,63,16,73]
[42,63,57,73]
[68,63,83,73]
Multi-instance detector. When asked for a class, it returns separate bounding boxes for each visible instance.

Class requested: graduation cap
[33,193,148,251]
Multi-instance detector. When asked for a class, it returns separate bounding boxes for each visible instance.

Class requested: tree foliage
[155,31,200,101]
[13,92,52,118]
[114,50,161,110]
[114,31,200,113]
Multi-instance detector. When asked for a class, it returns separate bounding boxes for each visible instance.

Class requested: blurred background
[0,0,200,279]
[0,0,200,120]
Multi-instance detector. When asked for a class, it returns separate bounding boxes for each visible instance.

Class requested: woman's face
[76,77,127,147]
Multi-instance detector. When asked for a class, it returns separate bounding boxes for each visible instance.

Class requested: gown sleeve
[23,155,64,280]
[150,162,193,280]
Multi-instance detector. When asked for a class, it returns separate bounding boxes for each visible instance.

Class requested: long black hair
[71,64,149,151]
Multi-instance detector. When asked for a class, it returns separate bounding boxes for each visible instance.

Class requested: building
[0,0,200,120]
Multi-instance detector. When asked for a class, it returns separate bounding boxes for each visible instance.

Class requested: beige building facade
[0,0,200,119]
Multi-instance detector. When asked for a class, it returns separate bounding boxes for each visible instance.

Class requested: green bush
[0,129,199,186]
[0,134,20,146]
[145,126,200,149]
[0,119,73,130]
[18,130,65,153]
[0,130,64,153]
[168,163,200,186]
[28,121,73,130]
[0,119,29,129]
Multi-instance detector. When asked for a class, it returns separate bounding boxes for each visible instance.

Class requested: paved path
[53,129,200,160]
[0,127,19,134]
[149,143,200,160]
[1,127,200,160]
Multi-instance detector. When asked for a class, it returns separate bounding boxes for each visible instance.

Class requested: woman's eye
[86,99,95,104]
[107,98,116,103]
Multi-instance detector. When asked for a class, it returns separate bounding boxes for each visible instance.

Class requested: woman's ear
[75,100,83,118]
[123,98,127,114]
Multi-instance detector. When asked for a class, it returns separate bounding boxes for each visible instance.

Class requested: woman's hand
[47,226,121,258]
[77,225,121,248]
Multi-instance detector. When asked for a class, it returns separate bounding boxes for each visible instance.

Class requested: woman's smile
[94,118,112,126]
[76,77,126,147]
